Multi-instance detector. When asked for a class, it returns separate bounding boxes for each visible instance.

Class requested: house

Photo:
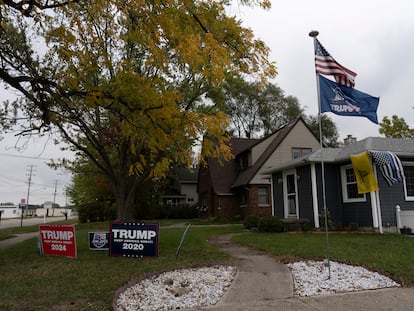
[160,167,199,207]
[197,117,320,220]
[263,136,414,232]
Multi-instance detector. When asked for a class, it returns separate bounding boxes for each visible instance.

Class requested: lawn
[2,221,414,310]
[232,231,414,286]
[0,221,243,311]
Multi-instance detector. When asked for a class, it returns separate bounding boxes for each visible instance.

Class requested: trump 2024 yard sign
[39,225,77,258]
[110,222,159,258]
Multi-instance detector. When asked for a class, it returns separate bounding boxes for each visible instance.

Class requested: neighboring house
[263,136,414,232]
[197,117,320,220]
[160,167,199,207]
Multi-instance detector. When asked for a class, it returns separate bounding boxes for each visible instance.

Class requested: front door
[283,170,299,218]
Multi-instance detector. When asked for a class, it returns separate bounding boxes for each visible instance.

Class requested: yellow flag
[350,151,379,194]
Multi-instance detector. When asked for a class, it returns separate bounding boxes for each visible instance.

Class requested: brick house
[197,117,320,220]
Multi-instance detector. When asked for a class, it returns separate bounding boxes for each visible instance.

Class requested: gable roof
[263,137,414,174]
[206,117,309,194]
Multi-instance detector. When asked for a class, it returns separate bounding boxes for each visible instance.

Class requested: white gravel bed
[287,260,400,297]
[116,261,401,310]
[116,265,236,311]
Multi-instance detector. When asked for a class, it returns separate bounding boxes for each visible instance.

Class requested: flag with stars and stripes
[314,38,357,88]
[370,151,405,186]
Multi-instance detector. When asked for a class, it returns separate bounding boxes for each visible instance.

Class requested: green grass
[2,222,414,310]
[0,222,243,311]
[232,231,414,286]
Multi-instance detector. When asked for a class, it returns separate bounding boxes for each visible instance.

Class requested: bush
[257,216,283,233]
[78,201,117,223]
[348,222,359,231]
[135,203,198,220]
[244,215,260,230]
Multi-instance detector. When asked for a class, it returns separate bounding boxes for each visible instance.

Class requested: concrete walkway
[0,216,76,249]
[189,233,414,311]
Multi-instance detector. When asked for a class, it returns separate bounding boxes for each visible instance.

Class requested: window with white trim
[403,163,414,200]
[340,165,366,202]
[258,187,269,205]
[292,147,312,159]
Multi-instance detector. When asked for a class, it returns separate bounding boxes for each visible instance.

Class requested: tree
[379,115,414,138]
[305,114,340,147]
[222,77,303,138]
[0,0,276,220]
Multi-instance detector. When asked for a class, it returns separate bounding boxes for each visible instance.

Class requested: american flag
[370,151,405,186]
[314,38,357,88]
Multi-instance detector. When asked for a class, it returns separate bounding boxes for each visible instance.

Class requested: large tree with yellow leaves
[0,0,276,220]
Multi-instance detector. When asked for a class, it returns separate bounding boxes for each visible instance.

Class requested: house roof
[263,137,414,174]
[206,117,307,194]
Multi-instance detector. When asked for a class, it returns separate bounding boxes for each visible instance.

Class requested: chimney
[344,135,357,146]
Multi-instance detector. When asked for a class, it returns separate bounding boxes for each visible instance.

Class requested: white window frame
[340,165,366,203]
[403,162,414,201]
[283,169,299,217]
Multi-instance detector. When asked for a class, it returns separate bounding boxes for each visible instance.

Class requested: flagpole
[309,30,331,279]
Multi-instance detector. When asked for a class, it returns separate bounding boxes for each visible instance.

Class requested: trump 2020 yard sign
[109,222,159,258]
[39,224,77,258]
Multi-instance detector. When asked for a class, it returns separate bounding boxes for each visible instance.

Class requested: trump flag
[319,75,379,124]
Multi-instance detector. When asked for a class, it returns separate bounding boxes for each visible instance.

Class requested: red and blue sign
[109,222,159,258]
[39,224,77,258]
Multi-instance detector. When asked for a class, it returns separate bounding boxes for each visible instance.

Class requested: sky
[0,133,72,206]
[230,0,414,140]
[1,0,413,205]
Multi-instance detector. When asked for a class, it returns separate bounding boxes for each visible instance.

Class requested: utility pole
[52,180,58,216]
[20,165,35,227]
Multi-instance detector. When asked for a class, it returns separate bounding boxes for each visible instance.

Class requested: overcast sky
[1,0,413,205]
[231,0,414,140]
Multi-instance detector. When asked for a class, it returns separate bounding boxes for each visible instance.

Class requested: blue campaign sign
[88,232,110,250]
[109,222,159,258]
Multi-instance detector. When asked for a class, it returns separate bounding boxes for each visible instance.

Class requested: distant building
[0,203,22,219]
[160,167,199,207]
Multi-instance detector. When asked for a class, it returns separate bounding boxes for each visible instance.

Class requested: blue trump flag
[318,74,379,124]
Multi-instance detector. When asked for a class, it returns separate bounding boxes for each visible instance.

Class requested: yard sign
[109,222,159,258]
[39,224,77,258]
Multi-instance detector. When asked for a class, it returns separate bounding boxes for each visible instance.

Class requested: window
[258,187,269,205]
[340,165,365,202]
[292,148,312,159]
[403,163,414,200]
[239,152,251,170]
[240,190,248,206]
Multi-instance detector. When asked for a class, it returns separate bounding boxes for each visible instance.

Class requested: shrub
[78,201,117,223]
[348,222,359,231]
[257,216,283,233]
[244,215,260,229]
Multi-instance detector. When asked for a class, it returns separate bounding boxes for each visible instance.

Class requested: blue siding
[272,173,284,219]
[377,172,405,227]
[296,166,315,225]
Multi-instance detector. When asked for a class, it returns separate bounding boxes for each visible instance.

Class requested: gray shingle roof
[263,137,414,174]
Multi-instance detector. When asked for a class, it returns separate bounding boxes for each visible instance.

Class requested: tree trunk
[114,174,143,221]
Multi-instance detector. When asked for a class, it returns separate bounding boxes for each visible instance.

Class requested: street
[0,215,77,229]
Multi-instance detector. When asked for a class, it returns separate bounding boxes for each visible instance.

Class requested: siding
[377,173,405,227]
[272,172,284,219]
[296,166,314,224]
